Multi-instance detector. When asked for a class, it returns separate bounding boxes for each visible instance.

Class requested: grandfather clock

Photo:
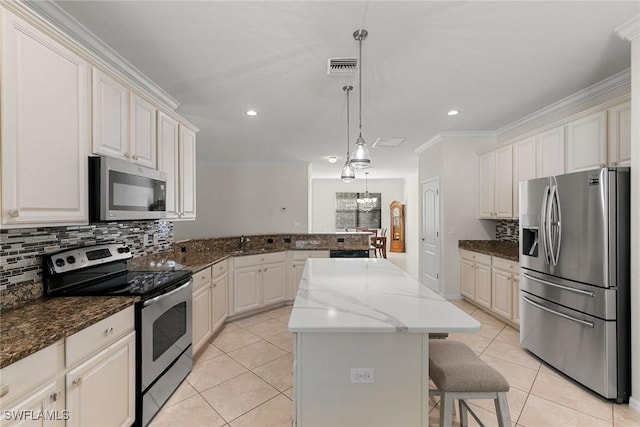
[389,201,405,253]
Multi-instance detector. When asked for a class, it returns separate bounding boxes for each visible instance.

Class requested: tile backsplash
[1,221,173,311]
[496,219,519,243]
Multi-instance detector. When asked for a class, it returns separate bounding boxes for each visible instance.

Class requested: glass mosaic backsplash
[496,219,519,243]
[1,221,173,309]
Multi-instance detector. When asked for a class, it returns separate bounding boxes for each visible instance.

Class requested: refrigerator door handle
[522,272,595,297]
[540,185,551,264]
[522,296,595,328]
[549,184,562,266]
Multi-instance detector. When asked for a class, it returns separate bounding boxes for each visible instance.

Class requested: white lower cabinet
[192,261,228,354]
[193,284,213,353]
[289,251,330,300]
[262,262,286,306]
[491,267,513,319]
[212,271,229,332]
[459,250,491,309]
[231,252,286,316]
[3,380,63,427]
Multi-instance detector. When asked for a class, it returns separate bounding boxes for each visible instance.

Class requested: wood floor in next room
[151,268,640,426]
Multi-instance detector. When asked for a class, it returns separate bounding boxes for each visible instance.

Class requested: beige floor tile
[275,313,292,324]
[188,354,248,392]
[164,379,198,407]
[450,299,478,314]
[480,353,538,393]
[229,395,292,427]
[196,343,225,364]
[475,322,505,340]
[482,340,540,370]
[447,333,493,354]
[614,404,640,426]
[538,361,558,376]
[471,309,506,327]
[429,401,501,427]
[200,371,279,422]
[530,370,613,422]
[213,327,262,352]
[265,330,294,352]
[469,387,528,423]
[264,305,293,319]
[282,387,293,400]
[230,313,271,328]
[227,340,287,369]
[244,318,290,339]
[494,326,520,346]
[518,394,612,427]
[149,394,226,427]
[253,354,294,391]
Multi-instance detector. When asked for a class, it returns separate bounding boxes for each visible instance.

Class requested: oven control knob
[124,247,130,253]
[55,259,65,267]
[66,256,76,264]
[117,248,125,253]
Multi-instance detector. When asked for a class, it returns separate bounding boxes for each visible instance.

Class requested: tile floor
[151,281,640,427]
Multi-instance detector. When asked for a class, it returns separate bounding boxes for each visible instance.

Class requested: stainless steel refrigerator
[519,167,630,402]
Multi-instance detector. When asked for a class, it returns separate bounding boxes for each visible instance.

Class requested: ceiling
[55,1,638,179]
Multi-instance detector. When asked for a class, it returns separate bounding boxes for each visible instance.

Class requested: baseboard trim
[629,397,640,413]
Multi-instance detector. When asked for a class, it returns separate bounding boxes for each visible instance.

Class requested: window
[335,192,382,230]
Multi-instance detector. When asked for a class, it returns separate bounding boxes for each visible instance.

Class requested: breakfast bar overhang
[288,258,480,427]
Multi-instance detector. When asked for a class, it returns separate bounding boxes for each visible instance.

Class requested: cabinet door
[460,258,475,299]
[512,275,520,326]
[3,381,63,427]
[474,263,492,309]
[158,112,180,219]
[179,126,197,219]
[1,11,89,226]
[513,137,537,217]
[537,126,565,178]
[291,263,305,300]
[566,111,607,173]
[92,68,129,161]
[478,152,494,218]
[66,332,135,427]
[212,273,228,332]
[193,284,213,354]
[491,268,512,319]
[129,93,157,168]
[233,266,261,314]
[494,145,513,218]
[263,262,286,306]
[608,102,631,167]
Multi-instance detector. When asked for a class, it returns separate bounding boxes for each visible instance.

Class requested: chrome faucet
[240,235,251,251]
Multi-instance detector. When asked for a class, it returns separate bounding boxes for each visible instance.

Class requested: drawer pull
[0,384,9,398]
[105,327,114,335]
[8,209,19,217]
[72,377,82,387]
[50,390,61,402]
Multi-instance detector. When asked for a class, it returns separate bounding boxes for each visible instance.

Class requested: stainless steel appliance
[519,167,630,402]
[89,156,167,221]
[43,244,193,425]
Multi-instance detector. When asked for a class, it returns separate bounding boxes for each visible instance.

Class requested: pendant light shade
[350,28,371,169]
[341,85,356,182]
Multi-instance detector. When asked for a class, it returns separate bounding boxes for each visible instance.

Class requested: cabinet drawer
[459,250,491,265]
[492,256,518,272]
[291,250,330,261]
[234,251,286,268]
[193,266,212,291]
[66,305,134,368]
[0,342,58,405]
[212,260,228,279]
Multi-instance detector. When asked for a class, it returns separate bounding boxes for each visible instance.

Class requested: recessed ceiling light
[246,110,258,116]
[447,110,459,116]
[328,156,337,163]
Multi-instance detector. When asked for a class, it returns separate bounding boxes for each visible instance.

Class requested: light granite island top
[288,258,480,427]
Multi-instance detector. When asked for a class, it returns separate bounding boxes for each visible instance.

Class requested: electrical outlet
[350,368,374,384]
[143,235,150,247]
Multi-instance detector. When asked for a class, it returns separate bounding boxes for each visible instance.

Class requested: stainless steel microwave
[89,156,167,221]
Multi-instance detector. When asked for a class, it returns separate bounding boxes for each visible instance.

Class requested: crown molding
[615,15,640,41]
[414,134,443,154]
[496,68,631,140]
[21,0,180,110]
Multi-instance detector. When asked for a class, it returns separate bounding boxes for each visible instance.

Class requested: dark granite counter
[458,240,519,262]
[0,296,138,368]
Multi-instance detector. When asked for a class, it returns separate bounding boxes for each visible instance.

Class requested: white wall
[310,178,406,235]
[174,163,309,239]
[404,171,419,257]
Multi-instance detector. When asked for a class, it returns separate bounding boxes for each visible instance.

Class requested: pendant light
[357,172,377,212]
[340,85,356,182]
[350,29,371,169]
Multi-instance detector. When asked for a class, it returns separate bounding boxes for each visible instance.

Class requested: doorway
[421,177,440,293]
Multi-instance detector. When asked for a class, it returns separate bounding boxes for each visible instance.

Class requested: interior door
[421,178,440,293]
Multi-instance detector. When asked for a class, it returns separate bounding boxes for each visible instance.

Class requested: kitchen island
[288,258,480,427]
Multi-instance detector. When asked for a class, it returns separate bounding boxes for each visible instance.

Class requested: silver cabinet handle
[72,377,82,387]
[523,296,594,328]
[50,390,62,402]
[0,384,9,398]
[8,209,19,217]
[611,161,617,166]
[522,273,594,297]
[105,327,114,335]
[133,155,138,160]
[124,152,130,158]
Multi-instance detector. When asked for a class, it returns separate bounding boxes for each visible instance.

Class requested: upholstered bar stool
[429,339,511,427]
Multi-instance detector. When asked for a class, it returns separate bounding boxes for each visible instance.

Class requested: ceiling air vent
[327,57,357,75]
[372,137,407,148]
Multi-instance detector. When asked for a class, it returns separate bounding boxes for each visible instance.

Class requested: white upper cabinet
[157,112,180,219]
[1,10,89,227]
[129,93,157,168]
[494,145,513,218]
[513,137,537,217]
[608,101,631,167]
[478,152,494,218]
[566,111,607,173]
[179,126,197,220]
[92,68,129,161]
[536,125,565,178]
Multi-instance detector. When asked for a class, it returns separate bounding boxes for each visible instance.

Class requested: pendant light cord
[358,36,363,134]
[344,85,352,158]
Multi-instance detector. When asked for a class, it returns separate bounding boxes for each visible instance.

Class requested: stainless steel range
[43,243,193,426]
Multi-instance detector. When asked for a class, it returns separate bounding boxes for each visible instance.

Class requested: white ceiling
[55,1,638,179]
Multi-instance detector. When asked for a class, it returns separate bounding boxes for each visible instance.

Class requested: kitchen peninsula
[288,258,480,427]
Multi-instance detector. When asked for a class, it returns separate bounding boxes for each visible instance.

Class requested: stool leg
[439,393,455,427]
[494,392,512,427]
[458,399,468,427]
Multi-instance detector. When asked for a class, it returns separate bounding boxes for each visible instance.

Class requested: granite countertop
[458,240,519,262]
[288,259,480,334]
[0,296,139,368]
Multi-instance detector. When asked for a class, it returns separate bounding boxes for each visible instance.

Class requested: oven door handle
[143,280,192,307]
[522,296,594,328]
[522,272,594,297]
